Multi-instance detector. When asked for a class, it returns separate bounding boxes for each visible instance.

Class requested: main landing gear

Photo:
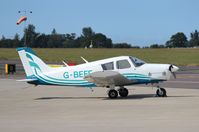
[108,87,129,99]
[108,89,118,99]
[156,86,167,97]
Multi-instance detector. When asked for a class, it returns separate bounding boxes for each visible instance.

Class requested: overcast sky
[1,0,199,46]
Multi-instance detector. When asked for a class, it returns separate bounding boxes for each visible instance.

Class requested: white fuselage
[34,56,177,86]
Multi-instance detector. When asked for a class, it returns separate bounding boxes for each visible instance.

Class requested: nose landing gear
[156,86,167,97]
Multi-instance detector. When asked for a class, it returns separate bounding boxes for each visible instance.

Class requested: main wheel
[156,88,167,97]
[118,88,129,97]
[108,89,118,99]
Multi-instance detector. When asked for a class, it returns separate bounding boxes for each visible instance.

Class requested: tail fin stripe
[26,53,34,61]
[29,61,41,71]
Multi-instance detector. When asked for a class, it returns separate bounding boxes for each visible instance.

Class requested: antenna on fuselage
[81,56,89,63]
[62,61,69,67]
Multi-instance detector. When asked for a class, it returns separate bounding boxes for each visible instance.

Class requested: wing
[84,71,135,87]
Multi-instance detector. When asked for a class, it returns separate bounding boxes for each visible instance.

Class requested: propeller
[169,65,178,79]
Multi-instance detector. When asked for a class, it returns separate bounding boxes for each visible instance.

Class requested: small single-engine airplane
[17,47,179,99]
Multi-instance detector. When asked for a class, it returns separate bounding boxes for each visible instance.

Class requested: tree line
[149,31,199,48]
[0,24,199,48]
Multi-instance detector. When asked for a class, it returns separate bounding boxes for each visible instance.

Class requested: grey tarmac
[0,76,199,132]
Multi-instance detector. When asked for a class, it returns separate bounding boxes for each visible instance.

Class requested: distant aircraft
[17,47,179,99]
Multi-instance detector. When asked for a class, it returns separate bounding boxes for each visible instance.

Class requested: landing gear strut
[156,87,167,97]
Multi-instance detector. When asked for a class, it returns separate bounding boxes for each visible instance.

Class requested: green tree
[189,30,199,47]
[0,36,6,47]
[47,29,63,48]
[13,33,22,47]
[51,28,57,35]
[82,27,95,38]
[78,27,95,48]
[113,43,132,48]
[150,44,165,48]
[0,36,13,48]
[1,35,5,40]
[66,33,76,40]
[22,24,39,47]
[79,27,113,48]
[35,34,48,48]
[63,33,80,48]
[92,33,112,48]
[166,32,188,48]
[105,38,113,48]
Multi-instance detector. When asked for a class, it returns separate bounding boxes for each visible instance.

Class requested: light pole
[18,10,32,47]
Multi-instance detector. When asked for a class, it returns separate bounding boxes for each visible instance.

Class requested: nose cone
[172,65,179,72]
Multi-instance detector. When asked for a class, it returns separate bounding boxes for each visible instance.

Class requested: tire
[108,89,118,99]
[119,88,129,97]
[156,88,167,97]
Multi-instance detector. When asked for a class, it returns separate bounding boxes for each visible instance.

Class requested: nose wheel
[156,87,167,97]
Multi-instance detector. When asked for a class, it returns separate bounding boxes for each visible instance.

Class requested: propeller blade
[169,65,177,79]
[172,72,176,79]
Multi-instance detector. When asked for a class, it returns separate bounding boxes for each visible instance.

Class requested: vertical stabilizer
[16,47,52,78]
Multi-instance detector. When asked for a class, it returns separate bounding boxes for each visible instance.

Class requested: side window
[101,62,114,70]
[117,60,131,69]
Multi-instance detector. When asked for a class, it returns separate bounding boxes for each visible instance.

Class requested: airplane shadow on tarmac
[34,94,198,100]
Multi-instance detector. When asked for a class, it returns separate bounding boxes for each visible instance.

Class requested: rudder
[16,47,52,79]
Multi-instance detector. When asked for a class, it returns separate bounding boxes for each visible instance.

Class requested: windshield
[129,56,145,67]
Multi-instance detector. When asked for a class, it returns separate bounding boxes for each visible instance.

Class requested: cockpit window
[116,60,131,69]
[101,62,114,70]
[129,56,145,67]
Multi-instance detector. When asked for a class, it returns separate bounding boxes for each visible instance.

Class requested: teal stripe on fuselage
[123,73,148,78]
[34,69,94,86]
[37,74,93,85]
[124,75,150,79]
[43,74,88,83]
[43,73,150,84]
